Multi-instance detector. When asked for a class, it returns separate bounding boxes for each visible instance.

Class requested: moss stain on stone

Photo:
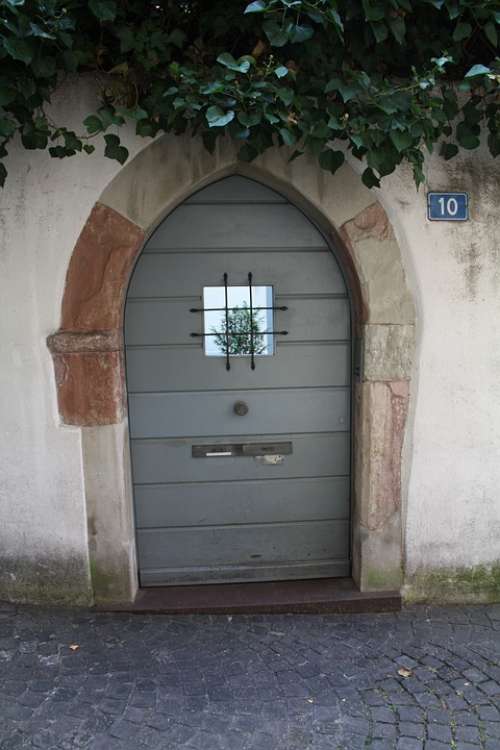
[0,555,92,606]
[89,558,133,605]
[404,563,500,604]
[364,565,403,591]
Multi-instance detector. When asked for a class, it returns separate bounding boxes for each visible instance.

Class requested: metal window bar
[248,272,255,370]
[224,272,230,371]
[190,273,289,370]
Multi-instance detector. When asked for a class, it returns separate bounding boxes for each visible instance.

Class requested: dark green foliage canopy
[0,0,499,188]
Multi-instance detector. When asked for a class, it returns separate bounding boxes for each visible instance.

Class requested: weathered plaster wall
[0,78,499,603]
[0,81,140,604]
[369,156,500,602]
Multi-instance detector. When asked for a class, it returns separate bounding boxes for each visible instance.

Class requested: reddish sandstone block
[61,203,144,331]
[52,350,125,426]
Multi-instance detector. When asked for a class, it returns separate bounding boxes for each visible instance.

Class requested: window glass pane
[203,286,274,357]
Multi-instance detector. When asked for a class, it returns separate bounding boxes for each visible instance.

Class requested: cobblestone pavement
[2,603,500,749]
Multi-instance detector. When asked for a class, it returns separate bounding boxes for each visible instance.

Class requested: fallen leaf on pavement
[397,667,412,678]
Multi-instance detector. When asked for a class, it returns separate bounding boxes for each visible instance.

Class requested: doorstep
[96,577,401,614]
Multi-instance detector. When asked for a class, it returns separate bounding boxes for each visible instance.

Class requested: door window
[202,285,275,357]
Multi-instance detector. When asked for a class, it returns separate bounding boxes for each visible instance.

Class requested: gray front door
[125,176,351,586]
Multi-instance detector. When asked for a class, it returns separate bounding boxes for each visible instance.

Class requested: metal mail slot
[192,442,293,458]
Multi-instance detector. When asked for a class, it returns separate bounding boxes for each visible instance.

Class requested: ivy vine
[0,0,499,188]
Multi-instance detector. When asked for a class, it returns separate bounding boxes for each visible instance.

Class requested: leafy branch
[0,0,499,188]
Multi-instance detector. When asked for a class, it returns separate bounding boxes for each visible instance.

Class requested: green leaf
[104,133,129,164]
[29,23,56,40]
[390,130,413,152]
[361,167,380,189]
[456,121,480,149]
[32,56,57,78]
[362,1,385,22]
[118,27,135,53]
[483,22,498,48]
[263,20,289,47]
[217,53,253,73]
[312,120,330,139]
[289,24,314,43]
[371,22,389,43]
[0,87,16,107]
[21,126,48,150]
[136,120,155,137]
[244,0,267,12]
[440,142,458,160]
[238,111,262,127]
[3,38,34,64]
[276,87,294,106]
[446,2,460,20]
[487,132,500,157]
[120,107,148,121]
[83,144,95,155]
[63,131,82,151]
[453,22,472,42]
[89,0,117,21]
[442,89,458,120]
[233,126,250,140]
[0,118,16,138]
[274,65,289,78]
[83,115,102,134]
[464,64,491,78]
[325,78,358,102]
[206,105,235,127]
[0,162,6,188]
[201,81,224,94]
[328,8,344,36]
[49,145,69,158]
[318,149,345,174]
[279,127,296,146]
[167,28,186,49]
[388,16,406,44]
[98,106,125,129]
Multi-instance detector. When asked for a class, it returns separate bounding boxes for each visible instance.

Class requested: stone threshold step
[96,578,401,615]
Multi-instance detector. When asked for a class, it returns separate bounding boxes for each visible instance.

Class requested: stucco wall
[0,79,499,603]
[0,82,142,604]
[377,156,500,601]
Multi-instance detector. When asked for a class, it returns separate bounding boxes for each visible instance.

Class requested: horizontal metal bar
[190,331,288,338]
[190,306,288,313]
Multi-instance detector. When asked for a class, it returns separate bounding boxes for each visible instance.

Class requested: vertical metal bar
[248,272,255,370]
[224,272,230,371]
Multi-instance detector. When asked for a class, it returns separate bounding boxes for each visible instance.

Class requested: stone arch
[47,134,416,604]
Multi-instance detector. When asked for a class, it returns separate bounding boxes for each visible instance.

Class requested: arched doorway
[124,176,352,586]
[47,134,415,605]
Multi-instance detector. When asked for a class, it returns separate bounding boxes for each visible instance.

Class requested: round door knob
[234,401,249,416]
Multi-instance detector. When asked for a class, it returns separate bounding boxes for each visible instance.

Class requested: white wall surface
[376,154,500,579]
[0,80,142,602]
[0,78,499,601]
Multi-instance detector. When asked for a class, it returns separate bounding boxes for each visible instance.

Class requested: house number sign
[427,192,469,222]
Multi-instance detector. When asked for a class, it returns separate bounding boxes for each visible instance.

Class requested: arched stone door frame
[47,135,416,604]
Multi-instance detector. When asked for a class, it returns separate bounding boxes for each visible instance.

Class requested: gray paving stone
[427,723,452,743]
[3,604,500,749]
[397,739,424,750]
[399,721,424,738]
[455,725,481,743]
